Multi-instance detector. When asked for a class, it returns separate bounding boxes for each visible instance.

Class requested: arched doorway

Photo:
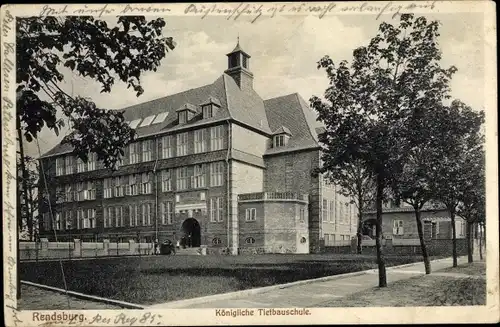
[181,218,201,247]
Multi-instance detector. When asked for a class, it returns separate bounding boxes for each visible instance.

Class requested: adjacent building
[362,200,467,241]
[38,42,358,254]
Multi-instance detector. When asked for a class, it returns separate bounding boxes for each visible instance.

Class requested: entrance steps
[176,247,201,256]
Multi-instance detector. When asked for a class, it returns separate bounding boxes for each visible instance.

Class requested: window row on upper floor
[54,125,225,176]
[53,162,226,203]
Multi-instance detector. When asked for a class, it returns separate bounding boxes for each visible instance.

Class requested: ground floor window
[212,237,222,245]
[245,237,256,244]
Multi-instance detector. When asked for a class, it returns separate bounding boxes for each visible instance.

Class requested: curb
[149,256,460,308]
[21,280,146,309]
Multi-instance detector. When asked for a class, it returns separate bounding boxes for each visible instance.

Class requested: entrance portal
[181,218,201,247]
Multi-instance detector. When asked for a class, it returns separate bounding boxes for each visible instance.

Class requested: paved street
[149,256,471,308]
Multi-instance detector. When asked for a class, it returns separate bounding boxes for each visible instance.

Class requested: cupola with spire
[224,37,254,90]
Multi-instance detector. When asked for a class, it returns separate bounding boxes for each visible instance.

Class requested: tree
[321,160,375,254]
[15,15,175,300]
[16,16,175,169]
[456,125,485,263]
[17,155,39,241]
[429,100,485,267]
[312,14,457,287]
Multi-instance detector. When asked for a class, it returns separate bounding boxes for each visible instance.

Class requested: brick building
[38,42,358,254]
[362,200,467,241]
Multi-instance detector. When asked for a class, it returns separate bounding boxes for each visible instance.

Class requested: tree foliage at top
[16,16,175,169]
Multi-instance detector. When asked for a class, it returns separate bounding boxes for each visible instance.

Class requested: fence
[323,237,473,256]
[20,239,154,261]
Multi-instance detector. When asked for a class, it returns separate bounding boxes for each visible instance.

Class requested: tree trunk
[450,209,458,267]
[415,206,431,274]
[356,201,364,254]
[466,221,473,263]
[479,222,483,260]
[375,173,387,287]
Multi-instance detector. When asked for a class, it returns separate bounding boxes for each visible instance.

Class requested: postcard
[2,1,499,326]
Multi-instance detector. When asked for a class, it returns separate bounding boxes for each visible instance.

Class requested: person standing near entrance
[188,234,192,248]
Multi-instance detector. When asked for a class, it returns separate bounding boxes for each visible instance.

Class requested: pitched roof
[41,74,272,158]
[272,126,292,136]
[263,93,321,156]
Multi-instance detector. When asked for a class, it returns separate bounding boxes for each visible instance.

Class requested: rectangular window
[178,111,187,124]
[160,135,173,159]
[210,126,224,151]
[274,135,285,147]
[202,105,213,119]
[322,199,328,222]
[65,211,72,230]
[56,157,64,176]
[65,156,74,175]
[245,208,256,221]
[177,167,189,190]
[88,209,95,228]
[56,186,63,203]
[330,200,335,223]
[54,212,61,230]
[299,208,305,223]
[194,129,206,154]
[210,198,218,222]
[76,157,86,173]
[210,197,223,222]
[176,132,188,156]
[161,202,173,225]
[161,169,172,192]
[134,204,140,226]
[129,142,141,164]
[114,176,124,197]
[81,209,89,229]
[115,206,123,227]
[77,182,87,201]
[87,153,96,171]
[210,162,223,187]
[142,140,153,162]
[76,210,81,229]
[65,184,74,202]
[103,178,113,198]
[87,181,96,200]
[128,174,139,195]
[141,172,152,194]
[393,220,404,235]
[192,164,205,188]
[142,203,152,226]
[128,205,135,227]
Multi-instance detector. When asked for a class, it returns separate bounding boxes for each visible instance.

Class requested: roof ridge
[263,93,298,102]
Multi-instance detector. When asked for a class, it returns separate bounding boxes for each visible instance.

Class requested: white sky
[25,13,485,158]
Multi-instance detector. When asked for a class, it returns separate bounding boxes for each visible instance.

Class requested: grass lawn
[21,254,434,305]
[318,261,486,307]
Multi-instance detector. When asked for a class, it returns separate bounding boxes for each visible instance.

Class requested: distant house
[362,200,467,240]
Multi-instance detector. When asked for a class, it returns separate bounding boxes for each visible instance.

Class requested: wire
[36,138,72,309]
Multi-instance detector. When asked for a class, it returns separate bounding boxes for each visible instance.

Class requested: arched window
[245,237,256,244]
[212,237,222,245]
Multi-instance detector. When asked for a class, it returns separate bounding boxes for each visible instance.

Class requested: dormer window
[176,103,197,125]
[200,96,221,120]
[274,135,285,147]
[271,126,292,148]
[202,105,213,119]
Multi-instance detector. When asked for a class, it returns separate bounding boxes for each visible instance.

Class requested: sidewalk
[149,256,473,309]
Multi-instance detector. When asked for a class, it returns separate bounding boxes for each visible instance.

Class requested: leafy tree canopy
[16,16,175,169]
